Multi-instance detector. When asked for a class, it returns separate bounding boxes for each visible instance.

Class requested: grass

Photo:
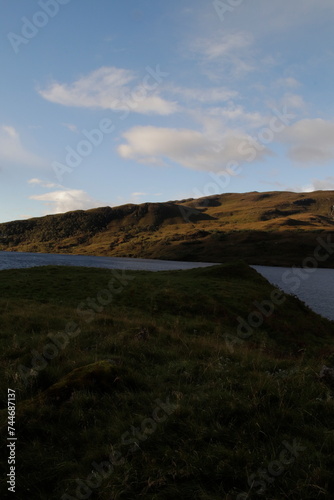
[1,262,334,499]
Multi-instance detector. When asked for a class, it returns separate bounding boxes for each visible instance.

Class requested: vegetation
[1,262,334,499]
[1,190,334,267]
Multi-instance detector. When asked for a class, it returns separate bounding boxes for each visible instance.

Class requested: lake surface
[0,251,332,321]
[0,251,217,272]
[252,265,334,321]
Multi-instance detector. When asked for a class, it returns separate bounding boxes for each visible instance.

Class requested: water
[0,252,333,321]
[252,265,334,321]
[0,251,217,272]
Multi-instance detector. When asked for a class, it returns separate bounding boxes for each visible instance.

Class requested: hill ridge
[1,190,334,267]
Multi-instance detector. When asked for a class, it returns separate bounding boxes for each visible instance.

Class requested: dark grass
[1,262,334,499]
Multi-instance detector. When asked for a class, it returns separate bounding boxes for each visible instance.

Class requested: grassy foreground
[1,262,334,499]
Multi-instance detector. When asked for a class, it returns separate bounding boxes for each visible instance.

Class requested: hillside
[1,263,334,499]
[1,190,334,267]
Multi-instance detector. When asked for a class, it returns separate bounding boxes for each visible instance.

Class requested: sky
[1,0,334,223]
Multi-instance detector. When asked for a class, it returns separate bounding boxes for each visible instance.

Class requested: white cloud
[302,177,334,192]
[131,192,147,197]
[207,105,268,129]
[38,66,178,115]
[276,77,301,88]
[282,93,306,111]
[0,125,45,168]
[190,31,254,78]
[168,85,238,103]
[28,178,60,188]
[279,119,334,164]
[39,67,134,106]
[118,125,271,172]
[3,126,17,139]
[192,32,253,60]
[30,189,101,214]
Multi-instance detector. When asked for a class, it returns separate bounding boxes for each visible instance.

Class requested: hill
[1,190,334,267]
[1,263,334,498]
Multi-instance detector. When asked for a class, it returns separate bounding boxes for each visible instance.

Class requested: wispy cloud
[282,93,307,111]
[275,77,301,88]
[302,176,334,191]
[0,125,45,168]
[284,176,334,193]
[192,31,252,60]
[206,105,268,129]
[62,123,79,133]
[279,118,334,164]
[190,31,255,79]
[167,85,238,103]
[38,66,178,115]
[28,178,60,189]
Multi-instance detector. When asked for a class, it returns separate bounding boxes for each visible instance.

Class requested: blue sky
[1,0,334,223]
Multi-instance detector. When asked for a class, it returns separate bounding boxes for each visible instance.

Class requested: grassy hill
[1,263,334,499]
[1,190,334,267]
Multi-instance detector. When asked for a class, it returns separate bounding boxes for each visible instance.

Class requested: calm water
[0,251,217,272]
[0,252,333,321]
[253,265,334,321]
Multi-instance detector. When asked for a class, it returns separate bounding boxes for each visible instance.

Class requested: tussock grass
[1,262,334,499]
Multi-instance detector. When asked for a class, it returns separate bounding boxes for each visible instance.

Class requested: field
[1,262,334,499]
